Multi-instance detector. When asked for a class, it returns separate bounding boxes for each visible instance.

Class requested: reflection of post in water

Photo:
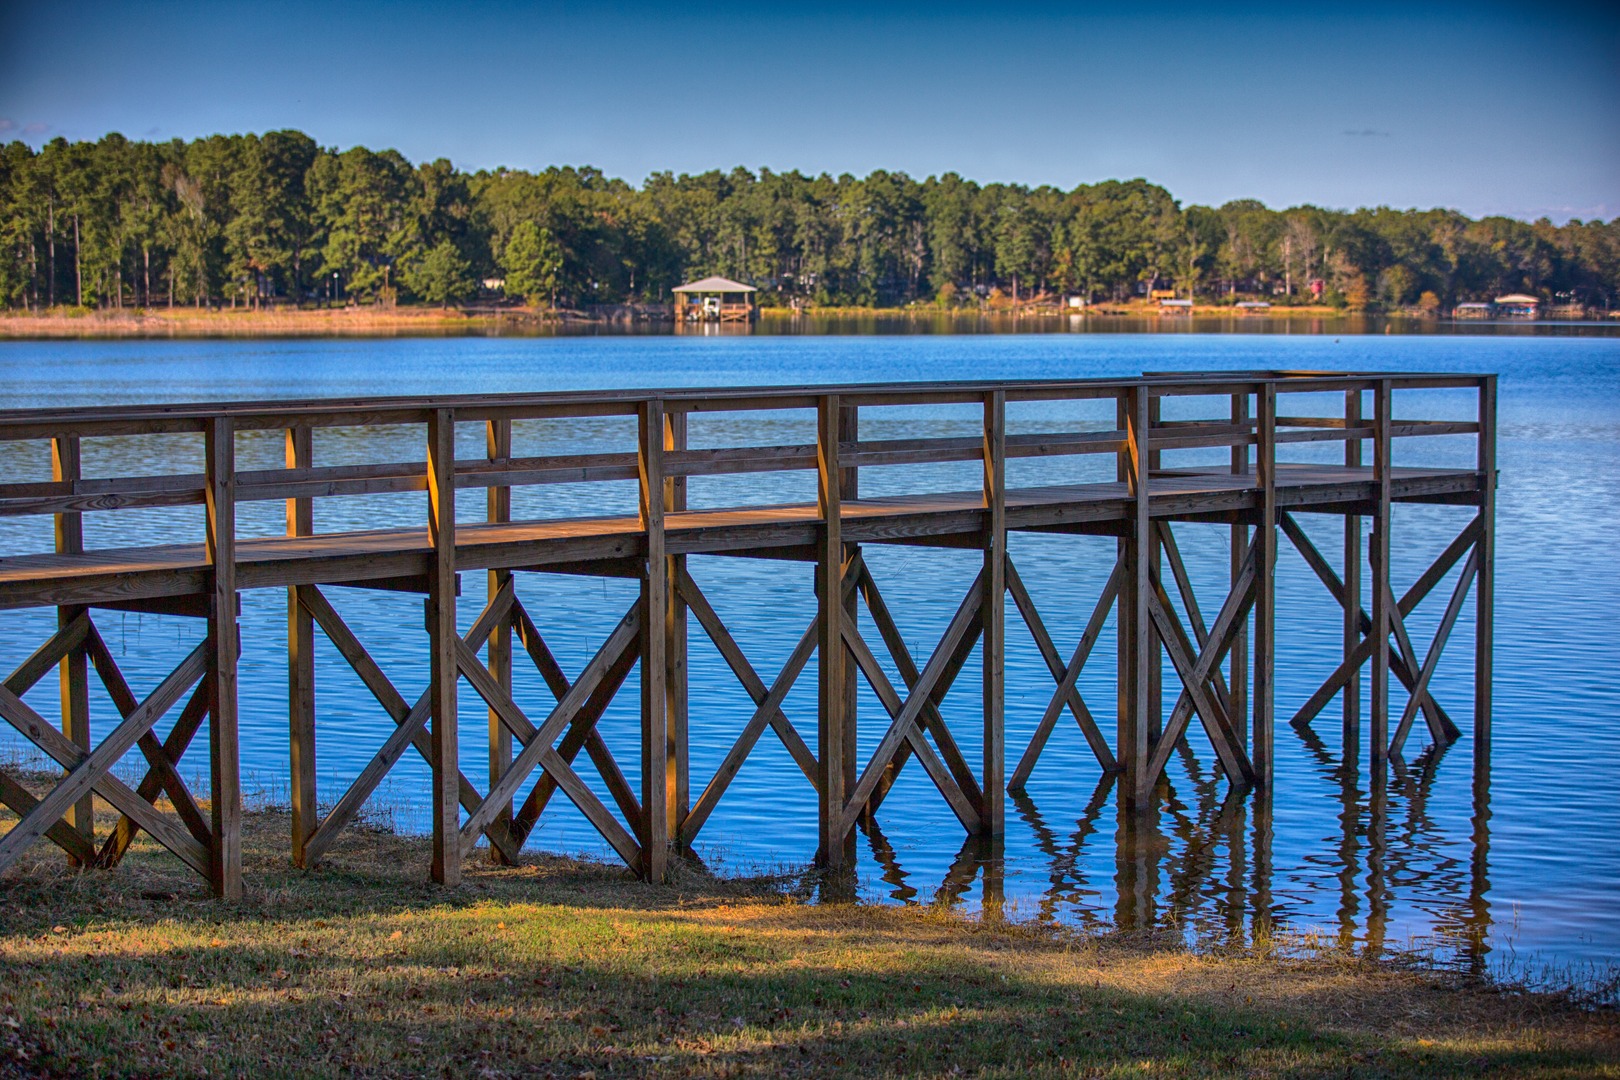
[1292,718,1364,950]
[1364,766,1390,957]
[1156,777,1252,941]
[859,817,918,905]
[1250,787,1275,944]
[1217,786,1251,943]
[1114,793,1164,934]
[1011,778,1114,929]
[1468,756,1492,977]
[932,834,1005,923]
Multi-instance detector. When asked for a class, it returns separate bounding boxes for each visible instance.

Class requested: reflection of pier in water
[859,724,1492,974]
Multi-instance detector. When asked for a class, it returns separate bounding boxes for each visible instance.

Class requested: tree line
[3,130,1617,312]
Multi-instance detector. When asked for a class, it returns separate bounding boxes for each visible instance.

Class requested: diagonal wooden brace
[1284,512,1473,734]
[99,675,212,867]
[0,643,209,878]
[296,583,520,866]
[1144,544,1260,788]
[1388,549,1478,757]
[462,606,643,872]
[456,636,639,867]
[679,597,822,847]
[508,599,638,823]
[508,605,640,846]
[837,570,985,838]
[1007,555,1122,787]
[1148,587,1253,786]
[84,626,211,848]
[843,619,982,834]
[854,559,987,816]
[677,566,822,785]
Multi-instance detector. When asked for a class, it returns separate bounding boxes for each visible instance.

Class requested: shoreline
[2,304,1613,340]
[2,792,1615,1077]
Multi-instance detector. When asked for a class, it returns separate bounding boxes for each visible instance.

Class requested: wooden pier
[0,372,1495,898]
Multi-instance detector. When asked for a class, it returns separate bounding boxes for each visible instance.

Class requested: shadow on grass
[3,812,1616,1078]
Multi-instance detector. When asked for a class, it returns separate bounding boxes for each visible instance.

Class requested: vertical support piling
[205,417,242,899]
[50,435,91,860]
[664,408,689,850]
[837,403,860,837]
[817,393,852,870]
[1145,394,1163,743]
[1369,381,1393,773]
[1474,375,1496,770]
[1342,389,1363,766]
[1227,393,1249,749]
[286,425,316,867]
[485,418,515,865]
[427,408,461,887]
[1125,387,1154,806]
[639,398,670,883]
[1252,382,1277,790]
[982,389,1006,836]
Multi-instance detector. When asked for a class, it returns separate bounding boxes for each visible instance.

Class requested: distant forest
[3,130,1617,312]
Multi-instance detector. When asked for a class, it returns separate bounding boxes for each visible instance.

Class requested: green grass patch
[2,806,1616,1078]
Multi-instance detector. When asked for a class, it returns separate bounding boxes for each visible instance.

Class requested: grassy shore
[1,789,1615,1079]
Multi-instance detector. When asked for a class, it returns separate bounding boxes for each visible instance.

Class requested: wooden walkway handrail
[0,374,1492,525]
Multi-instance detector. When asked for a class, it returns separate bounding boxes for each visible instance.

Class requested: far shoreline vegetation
[2,131,1618,331]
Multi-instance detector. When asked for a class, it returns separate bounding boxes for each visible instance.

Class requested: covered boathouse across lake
[673,276,758,323]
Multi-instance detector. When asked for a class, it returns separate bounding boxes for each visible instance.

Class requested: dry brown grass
[0,306,505,339]
[1,795,1616,1078]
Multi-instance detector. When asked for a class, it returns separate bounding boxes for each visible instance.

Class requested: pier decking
[0,372,1495,898]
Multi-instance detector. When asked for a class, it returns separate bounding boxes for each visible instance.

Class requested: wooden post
[286,425,316,867]
[982,389,1006,836]
[427,408,461,887]
[1369,381,1393,773]
[663,408,689,849]
[205,417,242,900]
[1252,381,1277,790]
[486,418,514,864]
[1125,387,1153,806]
[1474,375,1496,770]
[1145,394,1163,743]
[816,393,852,870]
[51,435,91,860]
[837,403,860,838]
[1227,393,1249,750]
[1342,390,1363,765]
[639,398,670,882]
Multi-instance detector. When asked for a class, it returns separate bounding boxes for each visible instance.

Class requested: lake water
[1,326,1616,999]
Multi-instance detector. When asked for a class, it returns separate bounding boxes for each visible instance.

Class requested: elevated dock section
[0,372,1495,897]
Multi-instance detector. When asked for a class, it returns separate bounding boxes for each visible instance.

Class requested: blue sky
[2,1,1616,221]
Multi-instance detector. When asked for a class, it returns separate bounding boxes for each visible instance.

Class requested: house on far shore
[1493,293,1541,319]
[1158,298,1193,316]
[673,276,758,323]
[1453,302,1493,319]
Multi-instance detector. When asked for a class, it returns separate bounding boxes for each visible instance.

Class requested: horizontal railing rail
[0,373,1493,527]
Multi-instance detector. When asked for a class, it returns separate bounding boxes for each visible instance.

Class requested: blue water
[1,328,1616,996]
